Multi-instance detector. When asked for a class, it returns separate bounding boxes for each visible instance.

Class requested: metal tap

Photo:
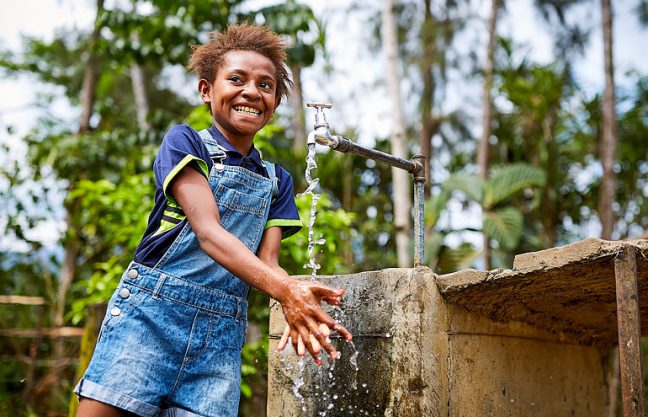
[306,102,339,148]
[304,101,427,267]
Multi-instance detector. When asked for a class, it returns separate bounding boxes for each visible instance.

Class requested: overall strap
[197,129,227,172]
[264,161,279,198]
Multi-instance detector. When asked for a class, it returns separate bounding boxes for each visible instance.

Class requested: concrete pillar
[267,267,610,417]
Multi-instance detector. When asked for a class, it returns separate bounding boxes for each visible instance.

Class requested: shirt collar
[208,125,264,168]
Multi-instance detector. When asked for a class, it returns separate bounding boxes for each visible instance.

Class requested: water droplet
[333,394,338,400]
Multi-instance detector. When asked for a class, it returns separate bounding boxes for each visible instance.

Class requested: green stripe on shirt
[265,219,304,239]
[162,155,209,203]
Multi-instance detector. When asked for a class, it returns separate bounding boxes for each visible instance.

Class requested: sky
[1,0,648,251]
[2,0,648,139]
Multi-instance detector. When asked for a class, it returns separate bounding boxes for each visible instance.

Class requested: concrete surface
[266,238,648,416]
[438,238,648,348]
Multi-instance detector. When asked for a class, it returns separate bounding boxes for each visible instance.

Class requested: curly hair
[187,23,293,102]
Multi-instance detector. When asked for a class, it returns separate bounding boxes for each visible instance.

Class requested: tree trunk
[420,0,436,199]
[540,109,559,248]
[68,303,106,417]
[78,0,104,134]
[478,0,499,270]
[382,0,411,267]
[130,2,150,130]
[131,64,150,130]
[57,0,104,407]
[600,0,620,412]
[598,0,617,240]
[290,62,306,152]
[54,0,103,327]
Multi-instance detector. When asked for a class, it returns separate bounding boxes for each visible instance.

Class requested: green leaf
[483,207,524,250]
[485,163,546,208]
[436,243,480,274]
[240,382,252,399]
[424,192,449,229]
[443,174,484,201]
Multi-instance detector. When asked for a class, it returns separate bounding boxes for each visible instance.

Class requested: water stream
[280,142,372,415]
[296,142,325,279]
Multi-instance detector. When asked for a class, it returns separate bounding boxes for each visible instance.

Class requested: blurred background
[1,0,647,415]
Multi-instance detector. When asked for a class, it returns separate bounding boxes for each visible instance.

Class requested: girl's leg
[77,397,139,417]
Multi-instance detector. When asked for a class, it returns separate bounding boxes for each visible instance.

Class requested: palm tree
[444,164,546,268]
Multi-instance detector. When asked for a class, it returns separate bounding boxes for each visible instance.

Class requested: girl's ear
[198,79,212,104]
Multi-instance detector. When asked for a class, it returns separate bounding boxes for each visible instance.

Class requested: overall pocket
[214,182,267,249]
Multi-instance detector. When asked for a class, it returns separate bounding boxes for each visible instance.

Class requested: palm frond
[485,163,546,207]
[483,207,524,250]
[436,242,480,274]
[424,192,449,229]
[443,173,484,202]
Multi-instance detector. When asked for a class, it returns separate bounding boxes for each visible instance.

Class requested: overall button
[110,307,122,316]
[127,269,138,279]
[119,288,131,299]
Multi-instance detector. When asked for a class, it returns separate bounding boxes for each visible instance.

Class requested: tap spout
[313,128,339,148]
[307,125,340,148]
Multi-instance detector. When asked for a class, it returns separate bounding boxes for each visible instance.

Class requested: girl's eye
[229,76,242,83]
[260,82,273,90]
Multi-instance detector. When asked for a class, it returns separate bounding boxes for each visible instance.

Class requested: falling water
[292,357,307,412]
[348,341,359,390]
[286,141,373,415]
[297,143,326,279]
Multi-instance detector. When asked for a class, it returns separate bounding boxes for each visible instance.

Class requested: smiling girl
[74,24,351,417]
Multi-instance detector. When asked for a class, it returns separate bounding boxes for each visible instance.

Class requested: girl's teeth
[235,106,259,115]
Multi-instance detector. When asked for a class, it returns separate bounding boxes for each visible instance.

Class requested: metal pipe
[306,102,427,267]
[412,154,426,267]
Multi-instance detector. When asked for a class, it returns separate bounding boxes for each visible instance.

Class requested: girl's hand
[276,279,352,364]
[278,323,333,365]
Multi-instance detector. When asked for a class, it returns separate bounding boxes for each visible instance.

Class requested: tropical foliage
[0,0,647,416]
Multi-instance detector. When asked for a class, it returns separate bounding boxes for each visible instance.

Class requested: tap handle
[306,102,332,109]
[306,101,333,129]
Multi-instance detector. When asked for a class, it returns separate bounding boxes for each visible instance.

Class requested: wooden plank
[614,245,645,417]
[0,327,84,338]
[0,295,46,305]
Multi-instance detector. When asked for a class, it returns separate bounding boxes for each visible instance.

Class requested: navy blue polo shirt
[134,124,303,268]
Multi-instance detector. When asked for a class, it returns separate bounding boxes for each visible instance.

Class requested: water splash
[348,341,360,390]
[278,347,293,371]
[297,142,325,279]
[292,357,307,412]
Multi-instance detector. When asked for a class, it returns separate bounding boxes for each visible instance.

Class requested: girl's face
[199,50,280,152]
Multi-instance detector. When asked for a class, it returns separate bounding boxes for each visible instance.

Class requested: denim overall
[75,129,278,417]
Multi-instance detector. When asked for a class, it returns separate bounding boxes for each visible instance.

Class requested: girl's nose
[242,83,261,99]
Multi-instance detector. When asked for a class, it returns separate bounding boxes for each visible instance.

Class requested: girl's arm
[171,167,351,360]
